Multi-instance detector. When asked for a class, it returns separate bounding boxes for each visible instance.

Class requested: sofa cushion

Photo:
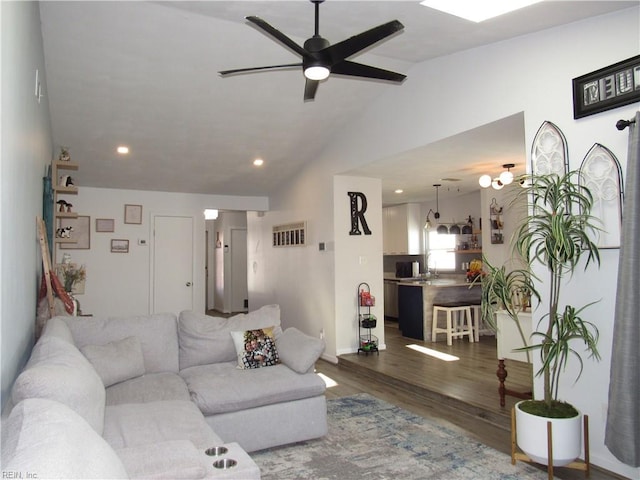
[81,336,146,387]
[180,362,326,416]
[178,305,283,369]
[103,400,222,450]
[106,372,191,406]
[64,313,179,373]
[276,327,326,374]
[230,327,280,369]
[11,335,106,435]
[1,398,128,480]
[116,440,206,480]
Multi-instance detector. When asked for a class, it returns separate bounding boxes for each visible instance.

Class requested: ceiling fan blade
[219,63,302,76]
[324,20,404,63]
[246,16,309,58]
[304,79,319,101]
[331,60,406,82]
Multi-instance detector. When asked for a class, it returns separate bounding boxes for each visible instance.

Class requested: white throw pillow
[276,327,326,374]
[81,336,146,387]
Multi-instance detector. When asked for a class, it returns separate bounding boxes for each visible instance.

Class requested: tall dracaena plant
[513,171,601,407]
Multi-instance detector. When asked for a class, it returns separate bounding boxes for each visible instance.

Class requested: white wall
[249,8,639,478]
[334,176,384,356]
[54,186,266,317]
[247,156,337,359]
[0,1,53,409]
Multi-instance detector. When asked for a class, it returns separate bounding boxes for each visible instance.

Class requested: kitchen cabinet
[383,203,422,255]
[383,280,398,319]
[398,284,423,340]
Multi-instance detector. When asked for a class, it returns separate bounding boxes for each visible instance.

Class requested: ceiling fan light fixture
[304,65,330,80]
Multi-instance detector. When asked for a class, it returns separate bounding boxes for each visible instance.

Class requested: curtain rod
[616,117,636,130]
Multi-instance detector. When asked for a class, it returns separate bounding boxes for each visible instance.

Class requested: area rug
[252,393,553,479]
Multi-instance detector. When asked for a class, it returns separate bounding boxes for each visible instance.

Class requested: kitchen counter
[397,279,481,341]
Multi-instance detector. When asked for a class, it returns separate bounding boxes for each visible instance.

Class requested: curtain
[605,111,640,467]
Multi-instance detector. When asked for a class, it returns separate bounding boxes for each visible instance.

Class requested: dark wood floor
[315,320,623,480]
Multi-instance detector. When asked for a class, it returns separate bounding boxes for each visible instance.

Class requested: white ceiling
[39,1,637,205]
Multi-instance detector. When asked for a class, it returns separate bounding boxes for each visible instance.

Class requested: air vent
[273,221,306,247]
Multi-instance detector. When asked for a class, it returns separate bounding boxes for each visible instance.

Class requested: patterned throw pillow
[230,327,280,369]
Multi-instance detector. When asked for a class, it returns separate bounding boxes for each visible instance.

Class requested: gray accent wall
[1,1,54,410]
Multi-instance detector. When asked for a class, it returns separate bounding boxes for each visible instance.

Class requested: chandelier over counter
[479,163,515,190]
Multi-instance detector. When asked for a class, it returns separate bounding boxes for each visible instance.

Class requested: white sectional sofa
[1,305,328,479]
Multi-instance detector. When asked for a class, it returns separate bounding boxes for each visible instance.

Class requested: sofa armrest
[276,327,325,374]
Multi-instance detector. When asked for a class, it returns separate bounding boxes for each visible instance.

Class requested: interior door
[230,227,248,312]
[152,215,194,314]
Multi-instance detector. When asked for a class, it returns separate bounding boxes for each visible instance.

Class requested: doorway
[206,210,249,314]
[151,214,194,314]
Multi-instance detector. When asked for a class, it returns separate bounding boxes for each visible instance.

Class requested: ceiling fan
[218,0,406,101]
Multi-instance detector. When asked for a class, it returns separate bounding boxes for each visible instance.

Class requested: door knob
[186,282,192,287]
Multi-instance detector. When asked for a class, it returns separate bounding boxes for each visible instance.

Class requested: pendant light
[433,184,442,220]
[433,184,449,234]
[499,163,515,185]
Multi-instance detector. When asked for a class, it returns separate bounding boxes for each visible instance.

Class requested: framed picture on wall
[572,55,640,119]
[111,239,129,253]
[95,218,114,232]
[60,215,90,249]
[124,204,143,224]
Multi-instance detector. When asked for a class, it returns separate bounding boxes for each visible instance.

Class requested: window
[427,231,456,271]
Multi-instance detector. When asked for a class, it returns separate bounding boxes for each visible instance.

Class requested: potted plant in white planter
[511,170,601,467]
[478,260,537,363]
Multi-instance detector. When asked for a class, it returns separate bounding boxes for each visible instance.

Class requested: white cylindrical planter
[515,401,582,467]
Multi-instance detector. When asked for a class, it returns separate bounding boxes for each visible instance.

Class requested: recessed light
[117,146,129,154]
[420,0,542,23]
[253,158,264,166]
[394,189,404,194]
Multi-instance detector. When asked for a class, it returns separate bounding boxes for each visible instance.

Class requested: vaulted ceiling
[39,1,636,204]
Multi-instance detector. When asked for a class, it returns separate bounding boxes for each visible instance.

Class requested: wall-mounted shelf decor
[579,143,623,249]
[531,121,568,176]
[272,221,306,247]
[59,215,91,250]
[490,198,504,244]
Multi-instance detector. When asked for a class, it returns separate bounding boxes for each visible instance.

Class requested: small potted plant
[477,259,538,364]
[510,171,601,467]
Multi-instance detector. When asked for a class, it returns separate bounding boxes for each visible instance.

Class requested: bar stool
[470,304,482,342]
[432,302,475,346]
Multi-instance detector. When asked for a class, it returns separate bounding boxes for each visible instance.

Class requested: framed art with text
[124,204,143,224]
[572,55,640,119]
